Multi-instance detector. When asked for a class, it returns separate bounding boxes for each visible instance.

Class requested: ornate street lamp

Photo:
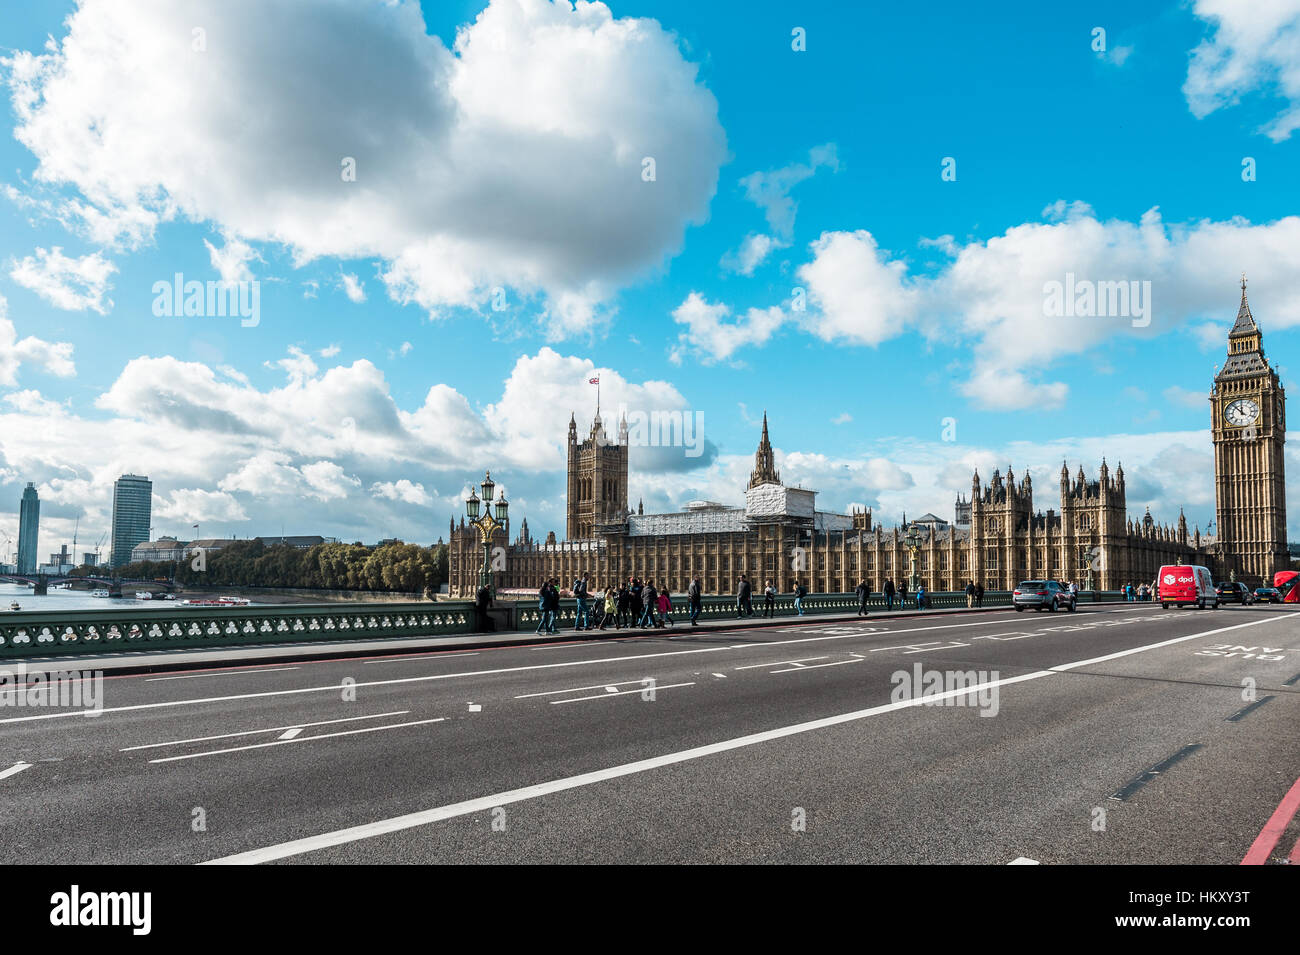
[903,523,922,595]
[465,471,508,593]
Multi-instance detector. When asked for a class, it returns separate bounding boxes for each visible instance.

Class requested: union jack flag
[589,377,600,385]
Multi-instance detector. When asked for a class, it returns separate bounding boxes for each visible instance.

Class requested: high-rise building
[110,474,153,569]
[1211,277,1287,588]
[17,482,39,574]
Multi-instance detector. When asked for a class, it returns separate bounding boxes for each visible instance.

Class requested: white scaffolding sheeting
[628,508,747,537]
[745,483,816,519]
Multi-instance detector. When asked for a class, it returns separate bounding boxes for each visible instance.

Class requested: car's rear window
[1019,581,1046,588]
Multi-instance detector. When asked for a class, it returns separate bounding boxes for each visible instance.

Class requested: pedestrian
[534,579,552,635]
[641,580,658,628]
[617,581,631,628]
[899,579,909,608]
[965,580,975,609]
[657,588,672,627]
[600,586,616,630]
[916,582,927,610]
[573,572,590,631]
[688,576,703,626]
[975,582,984,607]
[794,579,807,615]
[884,577,895,611]
[763,580,776,617]
[545,578,560,633]
[475,583,493,633]
[855,579,870,616]
[736,575,753,617]
[630,577,644,627]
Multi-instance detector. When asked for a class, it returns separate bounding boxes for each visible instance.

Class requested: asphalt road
[2,602,1297,864]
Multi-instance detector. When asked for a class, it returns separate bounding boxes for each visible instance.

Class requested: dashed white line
[770,659,863,674]
[149,718,445,763]
[120,711,412,752]
[0,761,33,780]
[550,682,695,704]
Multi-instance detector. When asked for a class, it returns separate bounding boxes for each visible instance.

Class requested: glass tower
[111,474,153,569]
[17,482,39,574]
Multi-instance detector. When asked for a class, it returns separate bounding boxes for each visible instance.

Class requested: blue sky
[0,0,1298,562]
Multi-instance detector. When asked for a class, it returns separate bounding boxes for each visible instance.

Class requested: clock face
[1225,398,1260,427]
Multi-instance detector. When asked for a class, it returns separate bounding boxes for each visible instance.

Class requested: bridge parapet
[0,601,472,659]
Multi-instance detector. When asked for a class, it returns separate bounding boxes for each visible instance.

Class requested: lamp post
[1079,543,1095,593]
[903,523,922,596]
[466,470,508,595]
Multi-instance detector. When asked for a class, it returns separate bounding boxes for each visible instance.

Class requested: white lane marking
[119,711,412,751]
[514,680,650,700]
[150,718,445,764]
[0,761,33,780]
[973,633,1035,641]
[200,615,1292,866]
[278,728,303,740]
[735,656,829,670]
[904,642,970,653]
[364,653,478,664]
[551,682,695,704]
[467,703,482,712]
[711,673,727,678]
[604,686,619,693]
[770,659,863,674]
[4,611,1270,727]
[145,667,299,682]
[1009,857,1040,865]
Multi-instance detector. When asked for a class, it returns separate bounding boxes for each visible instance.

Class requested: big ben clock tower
[1211,276,1287,588]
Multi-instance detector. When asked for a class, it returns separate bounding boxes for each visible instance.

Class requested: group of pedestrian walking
[537,575,678,635]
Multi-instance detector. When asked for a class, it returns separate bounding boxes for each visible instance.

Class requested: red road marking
[1241,775,1300,865]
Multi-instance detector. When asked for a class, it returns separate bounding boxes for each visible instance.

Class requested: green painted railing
[0,601,475,659]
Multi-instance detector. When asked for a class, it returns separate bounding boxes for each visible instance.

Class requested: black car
[1254,587,1282,604]
[1216,582,1254,605]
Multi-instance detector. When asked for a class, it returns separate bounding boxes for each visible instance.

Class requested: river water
[0,582,261,611]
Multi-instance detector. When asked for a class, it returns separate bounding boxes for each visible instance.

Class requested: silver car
[1013,580,1075,612]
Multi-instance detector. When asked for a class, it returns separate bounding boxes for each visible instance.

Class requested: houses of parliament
[448,281,1287,596]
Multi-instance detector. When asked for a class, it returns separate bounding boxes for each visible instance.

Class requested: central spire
[748,411,782,489]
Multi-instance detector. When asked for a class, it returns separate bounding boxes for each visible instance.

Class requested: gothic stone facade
[449,284,1286,596]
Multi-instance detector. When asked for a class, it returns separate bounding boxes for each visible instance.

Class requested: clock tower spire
[1211,276,1287,587]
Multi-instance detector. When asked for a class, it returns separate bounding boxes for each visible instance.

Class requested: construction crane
[93,533,106,567]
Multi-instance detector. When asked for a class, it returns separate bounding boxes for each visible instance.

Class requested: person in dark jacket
[883,578,896,610]
[687,577,703,626]
[736,575,753,617]
[616,581,632,629]
[975,582,985,607]
[475,584,494,632]
[630,578,644,627]
[965,580,976,608]
[535,580,554,634]
[899,580,909,608]
[854,579,870,616]
[544,578,560,633]
[763,580,776,617]
[641,581,658,628]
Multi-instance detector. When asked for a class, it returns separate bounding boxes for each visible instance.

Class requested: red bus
[1274,570,1300,603]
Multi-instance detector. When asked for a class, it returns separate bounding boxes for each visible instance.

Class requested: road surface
[1,602,1297,864]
